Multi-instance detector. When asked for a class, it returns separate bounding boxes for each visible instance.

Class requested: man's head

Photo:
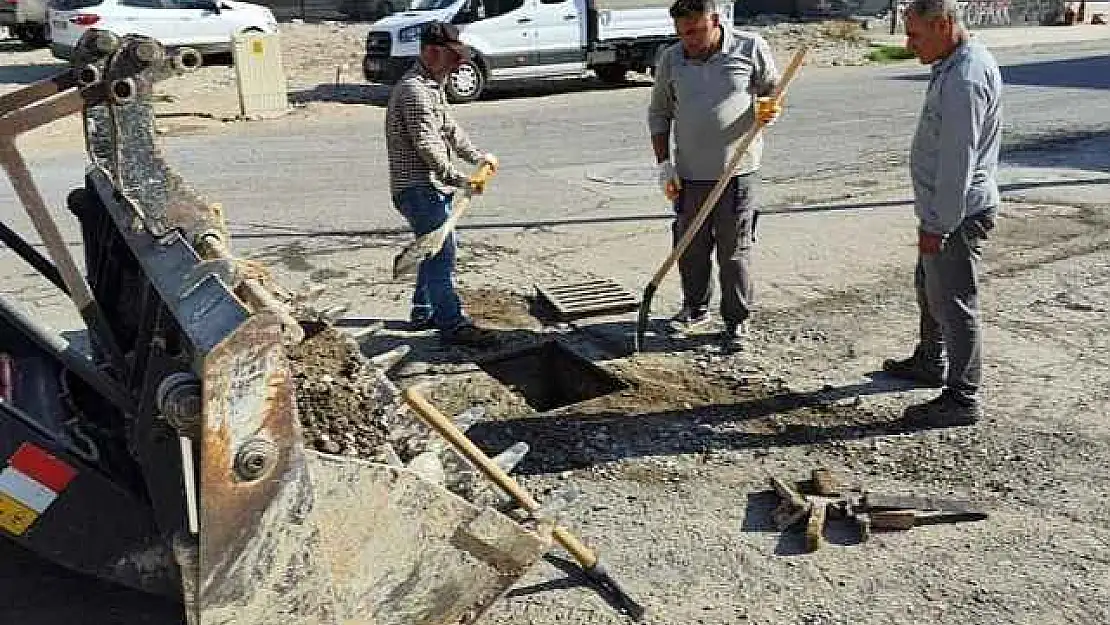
[419,21,468,79]
[669,0,722,59]
[904,0,967,64]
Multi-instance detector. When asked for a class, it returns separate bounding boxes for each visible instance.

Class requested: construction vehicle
[0,29,554,624]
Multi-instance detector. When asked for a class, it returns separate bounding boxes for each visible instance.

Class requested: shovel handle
[647,46,809,288]
[401,387,599,567]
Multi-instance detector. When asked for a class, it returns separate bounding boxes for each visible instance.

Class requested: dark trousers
[671,173,758,325]
[914,213,994,403]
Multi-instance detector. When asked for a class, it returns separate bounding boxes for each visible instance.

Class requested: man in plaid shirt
[385,21,499,347]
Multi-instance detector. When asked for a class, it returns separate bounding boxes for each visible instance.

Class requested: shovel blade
[633,283,657,352]
[393,230,447,280]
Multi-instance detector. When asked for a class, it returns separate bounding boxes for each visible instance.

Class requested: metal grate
[535,279,639,322]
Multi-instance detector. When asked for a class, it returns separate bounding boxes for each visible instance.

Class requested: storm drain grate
[534,279,639,321]
[478,340,628,412]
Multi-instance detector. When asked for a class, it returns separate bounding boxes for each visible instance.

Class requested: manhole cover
[477,339,628,412]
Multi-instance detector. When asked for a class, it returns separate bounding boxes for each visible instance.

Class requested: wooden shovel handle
[648,46,809,288]
[402,387,599,568]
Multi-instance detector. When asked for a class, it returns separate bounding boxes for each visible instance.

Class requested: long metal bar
[0,218,69,295]
[0,138,127,373]
[0,70,78,117]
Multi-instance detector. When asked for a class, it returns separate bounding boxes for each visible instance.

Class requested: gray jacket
[910,39,1003,235]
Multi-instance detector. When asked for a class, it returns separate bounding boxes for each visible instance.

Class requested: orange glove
[756,96,782,126]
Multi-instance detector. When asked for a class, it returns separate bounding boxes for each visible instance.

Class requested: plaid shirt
[385,61,485,196]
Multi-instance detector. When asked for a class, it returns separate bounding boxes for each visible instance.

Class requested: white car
[47,0,278,61]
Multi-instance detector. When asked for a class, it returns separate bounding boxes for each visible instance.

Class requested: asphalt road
[0,39,1108,624]
[2,41,1109,251]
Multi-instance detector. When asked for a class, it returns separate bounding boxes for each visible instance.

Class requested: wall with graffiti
[738,0,1065,26]
[896,0,1066,26]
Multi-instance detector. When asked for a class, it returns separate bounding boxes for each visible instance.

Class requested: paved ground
[0,33,1108,625]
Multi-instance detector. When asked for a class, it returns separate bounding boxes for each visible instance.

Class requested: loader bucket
[196,313,552,625]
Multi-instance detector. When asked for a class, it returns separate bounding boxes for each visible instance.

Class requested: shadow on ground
[462,368,928,475]
[892,53,1110,90]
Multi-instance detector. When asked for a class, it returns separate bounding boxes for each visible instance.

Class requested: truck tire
[16,23,49,47]
[594,63,629,84]
[445,59,485,103]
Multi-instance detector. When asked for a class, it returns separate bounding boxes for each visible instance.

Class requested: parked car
[362,0,733,103]
[1,0,50,46]
[47,0,279,61]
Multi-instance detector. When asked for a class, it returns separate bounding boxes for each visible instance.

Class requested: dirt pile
[287,325,396,458]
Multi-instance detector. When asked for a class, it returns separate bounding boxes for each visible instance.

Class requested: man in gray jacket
[647,0,780,349]
[883,0,1002,426]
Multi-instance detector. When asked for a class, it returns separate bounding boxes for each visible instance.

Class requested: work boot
[441,322,499,348]
[882,352,944,387]
[721,320,748,351]
[668,306,711,334]
[902,390,983,428]
[408,316,435,331]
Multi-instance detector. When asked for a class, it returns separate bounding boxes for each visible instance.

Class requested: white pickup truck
[363,0,734,102]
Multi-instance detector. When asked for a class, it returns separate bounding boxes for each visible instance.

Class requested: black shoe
[721,320,748,351]
[408,317,435,331]
[882,353,944,387]
[903,390,983,427]
[441,323,499,348]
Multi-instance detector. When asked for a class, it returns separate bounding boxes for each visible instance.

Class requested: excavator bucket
[0,30,551,625]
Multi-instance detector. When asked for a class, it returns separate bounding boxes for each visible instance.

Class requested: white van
[363,0,734,102]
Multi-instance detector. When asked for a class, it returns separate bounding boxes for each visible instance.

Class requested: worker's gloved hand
[480,152,499,175]
[466,172,488,195]
[656,159,681,201]
[756,96,782,126]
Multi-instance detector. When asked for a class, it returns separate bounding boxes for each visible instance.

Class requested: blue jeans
[395,185,465,331]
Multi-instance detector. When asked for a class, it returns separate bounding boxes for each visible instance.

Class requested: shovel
[392,162,496,279]
[633,46,810,352]
[402,387,648,621]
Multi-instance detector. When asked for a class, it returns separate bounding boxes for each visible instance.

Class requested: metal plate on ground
[535,279,639,321]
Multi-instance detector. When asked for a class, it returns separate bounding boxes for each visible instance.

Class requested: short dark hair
[669,0,717,19]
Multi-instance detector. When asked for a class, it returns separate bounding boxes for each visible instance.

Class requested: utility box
[232,32,290,119]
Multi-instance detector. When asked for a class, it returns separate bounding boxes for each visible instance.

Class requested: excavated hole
[477,340,628,412]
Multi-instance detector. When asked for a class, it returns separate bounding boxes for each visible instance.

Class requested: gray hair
[906,0,964,23]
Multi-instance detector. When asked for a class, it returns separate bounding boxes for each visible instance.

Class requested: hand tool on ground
[392,162,496,279]
[402,387,647,621]
[633,46,809,351]
[767,468,989,551]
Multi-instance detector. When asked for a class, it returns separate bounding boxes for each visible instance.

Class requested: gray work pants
[672,173,758,325]
[915,213,994,403]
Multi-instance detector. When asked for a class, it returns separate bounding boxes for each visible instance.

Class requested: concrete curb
[868,24,1110,50]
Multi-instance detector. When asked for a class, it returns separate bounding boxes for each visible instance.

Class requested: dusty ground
[267,152,1110,624]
